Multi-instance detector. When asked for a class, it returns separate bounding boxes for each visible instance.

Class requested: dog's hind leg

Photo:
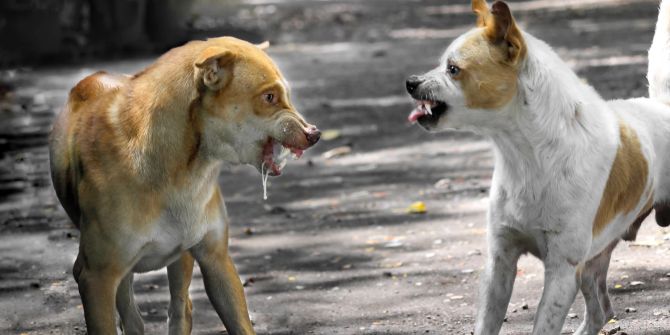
[116,273,144,335]
[167,252,195,335]
[574,242,617,335]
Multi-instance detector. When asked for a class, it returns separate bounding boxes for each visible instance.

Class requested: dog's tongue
[408,107,427,123]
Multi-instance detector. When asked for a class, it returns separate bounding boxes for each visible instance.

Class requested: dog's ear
[194,46,236,90]
[484,1,526,65]
[472,0,490,27]
[256,41,270,50]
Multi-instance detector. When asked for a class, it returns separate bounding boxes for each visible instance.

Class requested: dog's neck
[483,33,611,186]
[121,59,219,187]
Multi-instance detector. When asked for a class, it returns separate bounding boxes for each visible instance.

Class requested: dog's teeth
[273,141,283,157]
[277,158,288,170]
[277,146,290,161]
[426,104,432,115]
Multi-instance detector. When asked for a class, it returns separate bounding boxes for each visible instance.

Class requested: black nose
[406,75,423,94]
[306,127,321,145]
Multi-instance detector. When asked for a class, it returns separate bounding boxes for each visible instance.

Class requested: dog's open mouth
[408,100,448,124]
[261,137,303,177]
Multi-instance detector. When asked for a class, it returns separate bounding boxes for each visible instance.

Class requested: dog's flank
[406,1,670,334]
[592,121,649,236]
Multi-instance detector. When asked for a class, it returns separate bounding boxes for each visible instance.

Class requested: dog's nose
[406,75,423,94]
[306,126,321,145]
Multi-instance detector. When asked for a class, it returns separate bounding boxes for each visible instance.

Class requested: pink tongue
[408,108,427,122]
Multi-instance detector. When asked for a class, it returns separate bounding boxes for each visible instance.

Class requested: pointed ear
[472,0,490,27]
[484,1,526,65]
[256,41,270,50]
[194,46,236,90]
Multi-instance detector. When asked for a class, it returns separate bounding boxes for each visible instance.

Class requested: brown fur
[453,33,520,109]
[49,36,319,334]
[451,0,526,110]
[592,122,649,236]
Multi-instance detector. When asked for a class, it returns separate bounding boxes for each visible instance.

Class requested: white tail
[649,0,670,102]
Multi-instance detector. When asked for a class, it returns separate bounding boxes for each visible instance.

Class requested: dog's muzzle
[405,76,448,128]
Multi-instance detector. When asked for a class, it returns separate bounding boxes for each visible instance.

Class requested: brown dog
[49,37,320,334]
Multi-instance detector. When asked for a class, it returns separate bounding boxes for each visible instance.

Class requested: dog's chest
[492,181,547,227]
[133,198,226,272]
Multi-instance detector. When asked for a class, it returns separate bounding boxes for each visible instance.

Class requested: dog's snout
[306,126,321,145]
[406,75,423,94]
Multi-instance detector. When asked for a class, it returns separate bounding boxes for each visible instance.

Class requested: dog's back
[49,71,128,226]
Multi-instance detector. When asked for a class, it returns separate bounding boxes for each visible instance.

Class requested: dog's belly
[131,212,216,273]
[133,245,183,273]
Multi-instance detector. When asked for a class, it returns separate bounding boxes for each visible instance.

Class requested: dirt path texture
[1,0,669,334]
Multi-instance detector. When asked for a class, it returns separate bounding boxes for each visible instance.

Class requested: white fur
[411,3,670,334]
[650,0,670,103]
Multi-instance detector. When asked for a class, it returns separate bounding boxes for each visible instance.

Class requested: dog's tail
[648,0,670,102]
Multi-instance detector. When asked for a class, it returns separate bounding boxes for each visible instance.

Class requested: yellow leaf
[407,201,427,214]
[614,284,623,289]
[322,146,351,159]
[321,129,341,141]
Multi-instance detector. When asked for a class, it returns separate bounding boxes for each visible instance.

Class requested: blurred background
[1,0,670,334]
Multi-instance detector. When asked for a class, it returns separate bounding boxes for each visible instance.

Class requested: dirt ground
[1,0,670,334]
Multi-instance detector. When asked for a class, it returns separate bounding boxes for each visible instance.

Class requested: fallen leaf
[321,129,341,141]
[434,178,451,189]
[407,201,427,214]
[322,146,351,159]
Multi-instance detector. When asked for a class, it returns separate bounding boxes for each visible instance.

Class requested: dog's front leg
[192,232,255,335]
[532,244,584,335]
[474,229,524,335]
[167,252,195,335]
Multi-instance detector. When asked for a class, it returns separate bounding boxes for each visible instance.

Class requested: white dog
[406,1,670,334]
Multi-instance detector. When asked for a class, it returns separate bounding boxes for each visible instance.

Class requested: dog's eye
[263,93,277,104]
[447,64,460,76]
